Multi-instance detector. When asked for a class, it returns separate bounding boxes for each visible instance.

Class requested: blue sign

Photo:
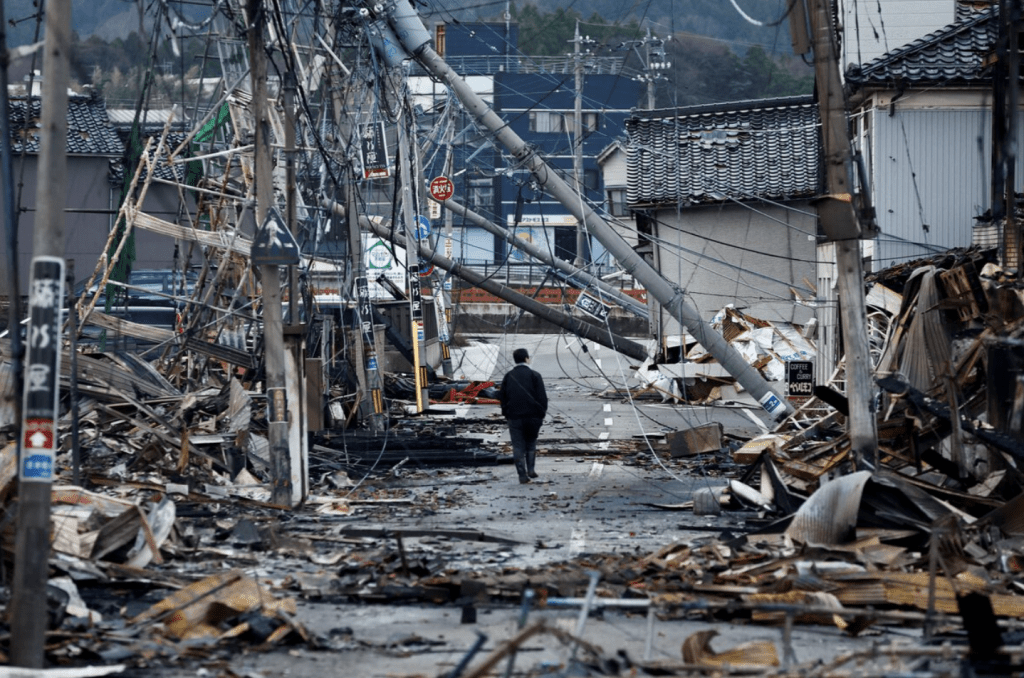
[413,215,431,241]
[22,454,53,480]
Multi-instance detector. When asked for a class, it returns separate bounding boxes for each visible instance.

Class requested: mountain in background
[5,0,797,56]
[428,0,799,57]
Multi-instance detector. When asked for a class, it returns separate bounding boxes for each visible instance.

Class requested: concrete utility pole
[572,20,587,267]
[281,71,308,503]
[246,0,293,506]
[801,0,880,467]
[443,198,649,320]
[11,0,71,666]
[385,0,793,419]
[326,199,651,361]
[994,0,1023,269]
[0,0,24,404]
[397,112,430,412]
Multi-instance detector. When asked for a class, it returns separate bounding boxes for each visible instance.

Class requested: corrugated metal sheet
[869,107,1024,267]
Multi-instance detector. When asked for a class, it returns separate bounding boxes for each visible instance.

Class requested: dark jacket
[500,363,547,420]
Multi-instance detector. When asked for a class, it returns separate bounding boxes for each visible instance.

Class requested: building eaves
[845,6,1000,91]
[625,96,822,208]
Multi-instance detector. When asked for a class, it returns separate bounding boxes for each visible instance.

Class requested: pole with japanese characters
[10,0,71,666]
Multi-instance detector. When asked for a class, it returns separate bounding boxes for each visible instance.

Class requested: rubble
[0,28,1022,672]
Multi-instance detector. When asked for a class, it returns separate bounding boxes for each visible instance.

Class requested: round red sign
[429,176,455,202]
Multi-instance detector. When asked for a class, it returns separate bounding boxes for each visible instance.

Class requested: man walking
[500,348,547,484]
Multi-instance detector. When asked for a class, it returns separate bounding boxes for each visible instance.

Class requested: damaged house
[624,96,822,363]
[845,3,1024,265]
[1,92,192,298]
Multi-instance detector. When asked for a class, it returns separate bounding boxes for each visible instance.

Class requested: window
[529,111,565,133]
[435,25,446,56]
[579,112,599,134]
[468,177,494,214]
[607,188,629,217]
[583,168,599,191]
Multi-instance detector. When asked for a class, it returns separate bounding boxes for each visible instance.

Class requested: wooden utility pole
[11,0,71,666]
[246,0,293,505]
[802,0,879,468]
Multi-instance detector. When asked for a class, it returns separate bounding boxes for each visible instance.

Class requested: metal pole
[807,0,879,467]
[391,13,791,418]
[246,0,292,506]
[11,0,71,666]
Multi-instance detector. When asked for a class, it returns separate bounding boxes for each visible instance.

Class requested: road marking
[568,525,587,557]
[598,432,610,440]
[603,404,611,412]
[604,418,613,426]
[588,462,604,479]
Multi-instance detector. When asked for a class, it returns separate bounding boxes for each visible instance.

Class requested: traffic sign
[412,214,431,241]
[576,294,610,322]
[252,206,301,265]
[429,176,454,202]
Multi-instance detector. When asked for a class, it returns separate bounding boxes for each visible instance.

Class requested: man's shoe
[528,471,539,479]
[519,476,531,484]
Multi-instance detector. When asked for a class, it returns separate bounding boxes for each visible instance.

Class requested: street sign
[412,214,431,241]
[408,265,423,321]
[428,176,454,202]
[252,206,301,266]
[20,257,64,484]
[787,360,815,400]
[360,121,390,179]
[576,293,610,322]
[356,276,373,338]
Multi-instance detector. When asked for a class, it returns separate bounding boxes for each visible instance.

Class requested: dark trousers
[508,417,542,479]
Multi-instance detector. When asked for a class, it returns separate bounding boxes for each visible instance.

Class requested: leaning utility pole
[799,0,880,467]
[326,199,652,361]
[10,0,71,667]
[443,198,649,320]
[383,0,793,419]
[246,0,294,506]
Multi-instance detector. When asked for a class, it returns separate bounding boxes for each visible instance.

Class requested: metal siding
[871,107,995,268]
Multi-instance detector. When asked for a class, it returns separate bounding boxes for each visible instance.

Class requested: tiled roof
[109,132,193,186]
[845,6,999,90]
[625,96,822,207]
[8,93,124,156]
